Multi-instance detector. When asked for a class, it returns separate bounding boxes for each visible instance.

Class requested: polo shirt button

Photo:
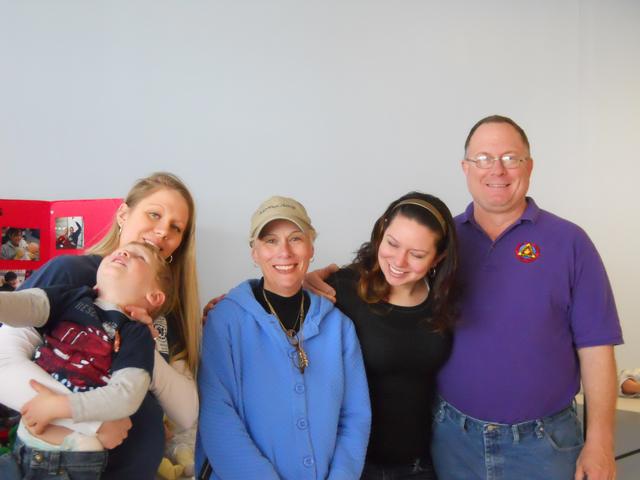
[297,418,308,429]
[303,456,314,467]
[294,383,305,394]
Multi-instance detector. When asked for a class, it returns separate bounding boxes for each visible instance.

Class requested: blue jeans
[431,399,583,480]
[0,438,108,480]
[361,457,438,480]
[0,451,22,480]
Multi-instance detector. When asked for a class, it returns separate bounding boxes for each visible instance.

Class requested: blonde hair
[123,241,174,318]
[89,172,201,375]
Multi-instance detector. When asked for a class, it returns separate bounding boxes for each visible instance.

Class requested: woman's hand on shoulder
[125,305,160,340]
[202,294,226,324]
[304,264,339,303]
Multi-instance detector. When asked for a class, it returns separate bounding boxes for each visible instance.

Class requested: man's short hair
[464,115,530,153]
[3,271,17,283]
[6,228,21,239]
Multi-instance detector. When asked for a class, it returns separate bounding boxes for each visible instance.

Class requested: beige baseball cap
[249,196,316,244]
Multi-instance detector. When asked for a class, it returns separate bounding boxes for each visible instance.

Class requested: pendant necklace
[262,289,309,374]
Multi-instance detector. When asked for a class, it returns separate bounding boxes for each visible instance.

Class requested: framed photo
[0,269,32,291]
[55,216,84,250]
[1,227,40,261]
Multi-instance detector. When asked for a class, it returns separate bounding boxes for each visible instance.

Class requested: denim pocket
[24,469,73,480]
[542,411,584,452]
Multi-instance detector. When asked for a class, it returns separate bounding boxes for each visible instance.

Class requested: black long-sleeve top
[328,267,452,465]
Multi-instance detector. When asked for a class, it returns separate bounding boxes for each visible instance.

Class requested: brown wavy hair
[351,191,458,331]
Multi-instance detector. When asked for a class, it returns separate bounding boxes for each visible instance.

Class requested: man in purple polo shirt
[431,115,622,480]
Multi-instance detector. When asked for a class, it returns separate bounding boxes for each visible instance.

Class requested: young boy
[1,228,28,260]
[0,241,172,478]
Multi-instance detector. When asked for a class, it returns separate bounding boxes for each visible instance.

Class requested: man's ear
[461,159,470,176]
[116,202,129,228]
[147,290,166,310]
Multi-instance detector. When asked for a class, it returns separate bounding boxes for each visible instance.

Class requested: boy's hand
[97,417,132,449]
[21,380,71,434]
[125,305,160,340]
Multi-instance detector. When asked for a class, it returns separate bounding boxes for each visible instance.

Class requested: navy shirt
[22,255,165,480]
[38,285,155,391]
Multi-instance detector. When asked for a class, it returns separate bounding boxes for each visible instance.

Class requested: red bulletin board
[0,198,122,272]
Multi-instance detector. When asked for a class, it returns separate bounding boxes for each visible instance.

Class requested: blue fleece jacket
[196,279,371,480]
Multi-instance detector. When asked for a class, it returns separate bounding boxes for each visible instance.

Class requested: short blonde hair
[89,173,201,375]
[121,241,174,317]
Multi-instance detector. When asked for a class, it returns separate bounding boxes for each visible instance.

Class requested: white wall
[2,1,639,368]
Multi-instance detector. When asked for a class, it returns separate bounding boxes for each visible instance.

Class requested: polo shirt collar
[461,196,541,227]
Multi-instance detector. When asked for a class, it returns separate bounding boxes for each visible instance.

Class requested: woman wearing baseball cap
[196,196,371,480]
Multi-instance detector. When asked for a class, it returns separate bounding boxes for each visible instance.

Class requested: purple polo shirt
[438,198,622,423]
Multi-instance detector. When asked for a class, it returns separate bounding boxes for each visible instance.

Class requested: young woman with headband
[306,191,459,479]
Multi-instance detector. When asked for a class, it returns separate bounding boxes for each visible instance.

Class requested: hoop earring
[428,267,437,278]
[117,226,122,236]
[167,255,173,264]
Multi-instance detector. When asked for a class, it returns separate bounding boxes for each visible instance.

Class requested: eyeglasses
[464,153,529,169]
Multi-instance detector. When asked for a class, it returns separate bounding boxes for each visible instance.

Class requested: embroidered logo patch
[515,242,540,263]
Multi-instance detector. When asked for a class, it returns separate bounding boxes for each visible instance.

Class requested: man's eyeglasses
[464,153,529,169]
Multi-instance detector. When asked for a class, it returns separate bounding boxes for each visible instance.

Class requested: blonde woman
[0,172,201,479]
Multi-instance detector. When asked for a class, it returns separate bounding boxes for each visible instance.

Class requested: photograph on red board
[1,227,40,261]
[0,269,32,291]
[55,216,84,250]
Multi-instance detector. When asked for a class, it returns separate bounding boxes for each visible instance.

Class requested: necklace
[262,289,309,374]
